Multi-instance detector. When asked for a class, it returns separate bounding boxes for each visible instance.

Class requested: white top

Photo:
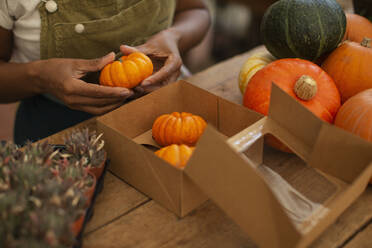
[0,0,41,63]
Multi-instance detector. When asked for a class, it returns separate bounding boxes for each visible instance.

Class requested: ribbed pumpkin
[99,52,153,89]
[155,144,195,169]
[334,89,372,142]
[243,58,341,152]
[334,89,372,183]
[322,38,372,103]
[343,13,372,43]
[238,51,276,95]
[152,112,207,147]
[261,0,346,61]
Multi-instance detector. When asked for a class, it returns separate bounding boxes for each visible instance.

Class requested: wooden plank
[83,172,149,234]
[343,220,372,248]
[83,200,256,248]
[310,187,372,248]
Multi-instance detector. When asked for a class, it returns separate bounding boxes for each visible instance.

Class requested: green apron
[14,0,176,145]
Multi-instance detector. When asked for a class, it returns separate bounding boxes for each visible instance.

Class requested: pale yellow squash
[238,51,275,94]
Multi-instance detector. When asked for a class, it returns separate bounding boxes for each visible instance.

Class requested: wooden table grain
[71,46,372,248]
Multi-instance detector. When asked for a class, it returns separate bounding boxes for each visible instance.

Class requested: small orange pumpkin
[152,112,207,147]
[243,58,341,152]
[322,38,372,103]
[99,52,153,89]
[343,13,372,43]
[155,144,194,169]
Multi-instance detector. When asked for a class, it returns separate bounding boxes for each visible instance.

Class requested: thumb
[120,45,140,55]
[77,52,115,72]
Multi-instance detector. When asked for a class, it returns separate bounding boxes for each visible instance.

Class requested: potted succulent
[51,155,97,206]
[32,180,87,238]
[63,129,107,180]
[0,136,103,245]
[0,190,29,247]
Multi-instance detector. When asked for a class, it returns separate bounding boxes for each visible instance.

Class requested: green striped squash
[261,0,346,61]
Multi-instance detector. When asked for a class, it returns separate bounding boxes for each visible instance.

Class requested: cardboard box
[43,80,372,247]
[185,84,372,248]
[95,80,263,217]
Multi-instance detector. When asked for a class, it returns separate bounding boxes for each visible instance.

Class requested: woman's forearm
[168,3,211,55]
[0,61,43,103]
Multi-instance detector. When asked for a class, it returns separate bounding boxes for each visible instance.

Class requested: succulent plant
[0,190,29,246]
[0,132,101,246]
[51,156,94,193]
[21,141,57,167]
[63,128,106,169]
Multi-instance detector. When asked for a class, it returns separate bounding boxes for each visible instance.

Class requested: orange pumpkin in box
[152,112,207,147]
[100,52,153,89]
[155,144,195,169]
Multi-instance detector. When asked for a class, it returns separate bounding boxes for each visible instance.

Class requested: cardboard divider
[185,126,301,248]
[185,85,372,247]
[96,80,263,217]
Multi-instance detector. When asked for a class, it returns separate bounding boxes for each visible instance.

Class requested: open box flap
[185,85,372,248]
[267,85,323,162]
[267,85,372,183]
[185,125,300,248]
[308,124,372,183]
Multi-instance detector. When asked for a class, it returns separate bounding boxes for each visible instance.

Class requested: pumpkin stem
[294,75,318,101]
[361,38,371,48]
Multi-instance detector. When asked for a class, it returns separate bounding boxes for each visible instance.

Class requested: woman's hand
[33,52,133,115]
[119,0,210,97]
[120,29,183,96]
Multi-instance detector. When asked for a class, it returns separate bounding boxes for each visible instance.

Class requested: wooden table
[56,46,372,248]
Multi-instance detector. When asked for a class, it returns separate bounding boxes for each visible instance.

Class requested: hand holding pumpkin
[119,29,183,96]
[34,52,133,115]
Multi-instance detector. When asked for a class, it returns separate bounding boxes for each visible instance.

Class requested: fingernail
[104,52,115,59]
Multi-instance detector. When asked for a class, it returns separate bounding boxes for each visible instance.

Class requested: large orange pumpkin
[99,52,153,89]
[334,89,372,142]
[334,89,372,183]
[152,112,207,147]
[322,38,372,103]
[155,144,194,169]
[343,13,372,43]
[243,58,341,152]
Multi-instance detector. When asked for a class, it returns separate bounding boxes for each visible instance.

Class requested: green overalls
[14,0,176,145]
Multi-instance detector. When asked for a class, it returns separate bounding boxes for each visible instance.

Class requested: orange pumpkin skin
[322,39,372,103]
[155,144,195,169]
[334,89,372,143]
[343,14,372,43]
[99,52,153,89]
[243,58,341,152]
[152,112,207,147]
[334,89,372,183]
